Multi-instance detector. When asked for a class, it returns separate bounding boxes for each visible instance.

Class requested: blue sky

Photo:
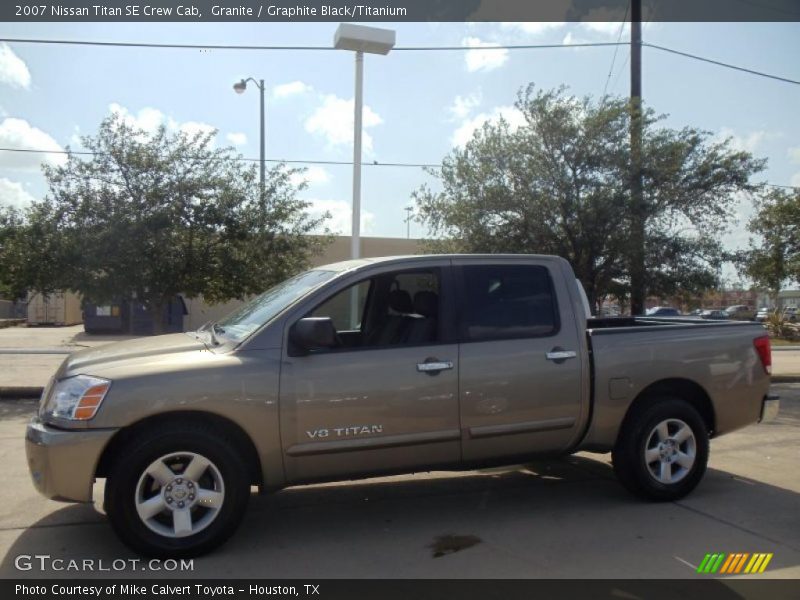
[0,21,798,282]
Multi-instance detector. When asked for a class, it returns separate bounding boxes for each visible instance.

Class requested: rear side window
[459,264,559,342]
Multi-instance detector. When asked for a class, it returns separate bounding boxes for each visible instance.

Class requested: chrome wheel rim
[135,451,225,538]
[644,418,696,485]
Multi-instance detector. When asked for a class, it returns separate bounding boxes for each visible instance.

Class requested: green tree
[16,114,328,332]
[741,187,800,300]
[414,85,765,311]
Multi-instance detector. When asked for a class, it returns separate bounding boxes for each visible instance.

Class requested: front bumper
[760,394,780,423]
[25,418,118,503]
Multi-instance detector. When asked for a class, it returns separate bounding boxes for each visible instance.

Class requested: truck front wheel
[104,421,250,557]
[612,397,709,501]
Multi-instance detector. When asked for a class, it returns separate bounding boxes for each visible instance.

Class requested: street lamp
[334,24,395,261]
[233,77,266,197]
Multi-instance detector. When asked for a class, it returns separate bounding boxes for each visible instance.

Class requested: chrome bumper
[25,418,117,503]
[760,394,780,423]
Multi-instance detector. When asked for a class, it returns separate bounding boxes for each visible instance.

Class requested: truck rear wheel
[104,421,250,557]
[612,397,709,501]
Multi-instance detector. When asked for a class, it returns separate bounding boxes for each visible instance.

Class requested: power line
[0,37,626,51]
[602,1,630,98]
[1,147,795,189]
[2,36,797,86]
[0,146,441,169]
[643,42,800,86]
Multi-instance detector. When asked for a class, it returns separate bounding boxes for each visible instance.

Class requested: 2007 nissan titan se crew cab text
[26,255,778,557]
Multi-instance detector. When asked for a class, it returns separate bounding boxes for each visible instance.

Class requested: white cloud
[177,120,216,139]
[109,103,216,143]
[109,103,165,134]
[581,21,630,37]
[717,127,770,153]
[449,92,482,120]
[791,172,800,187]
[289,166,330,188]
[501,22,566,36]
[226,132,247,146]
[462,37,509,73]
[0,44,31,89]
[0,177,36,209]
[304,94,383,152]
[452,105,525,147]
[0,118,66,170]
[273,81,313,99]
[788,146,800,164]
[306,198,374,235]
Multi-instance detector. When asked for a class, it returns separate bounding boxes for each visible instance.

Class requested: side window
[310,280,371,331]
[460,264,559,342]
[303,269,441,350]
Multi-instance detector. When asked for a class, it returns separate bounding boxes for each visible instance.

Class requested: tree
[14,114,328,332]
[413,85,765,312]
[740,187,800,301]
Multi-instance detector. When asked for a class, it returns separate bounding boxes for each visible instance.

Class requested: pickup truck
[26,254,777,557]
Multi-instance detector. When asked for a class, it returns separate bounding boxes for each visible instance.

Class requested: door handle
[417,360,454,374]
[546,349,577,362]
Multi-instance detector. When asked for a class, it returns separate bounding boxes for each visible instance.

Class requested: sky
[0,20,798,283]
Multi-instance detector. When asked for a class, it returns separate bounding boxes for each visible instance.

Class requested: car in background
[783,307,799,322]
[701,308,728,320]
[646,306,681,317]
[725,305,756,321]
[756,307,776,322]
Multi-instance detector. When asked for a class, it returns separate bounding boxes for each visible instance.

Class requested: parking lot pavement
[0,384,797,579]
[0,325,142,390]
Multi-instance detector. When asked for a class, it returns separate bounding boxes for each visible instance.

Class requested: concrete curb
[0,387,44,399]
[771,375,800,384]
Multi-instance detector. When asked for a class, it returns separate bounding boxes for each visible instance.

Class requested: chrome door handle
[417,361,454,373]
[546,350,577,361]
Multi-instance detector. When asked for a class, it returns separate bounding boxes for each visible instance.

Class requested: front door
[279,263,461,483]
[455,259,587,463]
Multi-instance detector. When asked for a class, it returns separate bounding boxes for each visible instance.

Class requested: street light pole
[233,77,266,199]
[351,52,364,260]
[258,78,265,196]
[334,23,395,263]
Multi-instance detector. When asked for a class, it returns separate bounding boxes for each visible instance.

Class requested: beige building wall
[184,236,425,331]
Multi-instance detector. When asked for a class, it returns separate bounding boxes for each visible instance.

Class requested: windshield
[212,269,337,343]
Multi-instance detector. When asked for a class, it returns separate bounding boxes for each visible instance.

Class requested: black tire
[612,397,709,501]
[104,421,251,558]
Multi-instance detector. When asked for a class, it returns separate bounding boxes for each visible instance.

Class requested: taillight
[753,336,772,375]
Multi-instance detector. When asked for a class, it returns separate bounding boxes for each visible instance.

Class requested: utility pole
[404,206,414,239]
[629,0,645,315]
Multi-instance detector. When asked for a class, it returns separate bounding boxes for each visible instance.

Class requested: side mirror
[289,317,338,355]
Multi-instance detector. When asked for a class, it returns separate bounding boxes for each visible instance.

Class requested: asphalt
[0,383,798,579]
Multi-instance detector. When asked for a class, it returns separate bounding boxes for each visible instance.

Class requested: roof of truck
[317,253,562,272]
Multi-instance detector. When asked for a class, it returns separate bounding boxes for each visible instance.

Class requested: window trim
[454,263,562,344]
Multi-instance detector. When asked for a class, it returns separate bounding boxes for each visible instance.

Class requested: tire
[612,397,709,501]
[104,421,251,558]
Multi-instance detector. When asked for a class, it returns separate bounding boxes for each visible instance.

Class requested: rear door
[455,258,588,462]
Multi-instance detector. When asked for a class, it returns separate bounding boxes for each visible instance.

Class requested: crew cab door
[454,258,588,462]
[279,261,461,483]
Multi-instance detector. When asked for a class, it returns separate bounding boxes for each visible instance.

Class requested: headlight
[41,375,111,421]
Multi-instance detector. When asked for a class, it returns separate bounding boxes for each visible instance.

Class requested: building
[182,236,424,331]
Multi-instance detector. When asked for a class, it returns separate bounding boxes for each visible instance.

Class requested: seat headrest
[389,289,413,314]
[414,291,438,318]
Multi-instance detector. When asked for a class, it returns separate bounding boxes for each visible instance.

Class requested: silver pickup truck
[26,255,777,557]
